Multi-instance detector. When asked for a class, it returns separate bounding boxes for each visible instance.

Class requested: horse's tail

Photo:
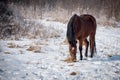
[89,15,97,55]
[67,14,77,47]
[93,17,97,55]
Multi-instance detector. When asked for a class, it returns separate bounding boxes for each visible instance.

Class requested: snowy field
[0,20,120,80]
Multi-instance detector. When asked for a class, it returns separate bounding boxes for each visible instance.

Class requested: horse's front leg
[79,40,83,60]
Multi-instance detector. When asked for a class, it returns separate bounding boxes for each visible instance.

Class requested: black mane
[67,14,77,47]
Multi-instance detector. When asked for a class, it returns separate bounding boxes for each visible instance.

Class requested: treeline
[7,0,120,21]
[1,0,120,26]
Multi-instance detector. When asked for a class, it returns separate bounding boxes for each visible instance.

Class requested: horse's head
[68,40,77,61]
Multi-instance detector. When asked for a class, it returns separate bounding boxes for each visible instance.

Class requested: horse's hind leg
[83,39,89,57]
[79,40,83,60]
[90,33,95,58]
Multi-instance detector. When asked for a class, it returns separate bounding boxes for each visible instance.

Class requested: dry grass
[68,64,74,66]
[107,53,113,58]
[70,72,77,76]
[7,43,24,48]
[20,20,62,39]
[7,43,17,48]
[27,33,36,39]
[34,50,41,53]
[64,57,77,63]
[4,51,11,54]
[60,39,68,45]
[26,46,36,51]
[26,45,41,53]
[35,40,48,45]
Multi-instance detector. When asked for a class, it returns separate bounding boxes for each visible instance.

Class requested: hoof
[80,57,83,60]
[80,58,83,60]
[90,55,93,58]
[85,54,88,57]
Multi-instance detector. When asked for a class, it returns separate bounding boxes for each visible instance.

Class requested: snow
[0,20,120,80]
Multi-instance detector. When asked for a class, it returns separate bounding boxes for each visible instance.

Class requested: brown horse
[67,14,97,62]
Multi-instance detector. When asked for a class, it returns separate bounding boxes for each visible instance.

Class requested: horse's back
[80,14,96,27]
[80,14,97,33]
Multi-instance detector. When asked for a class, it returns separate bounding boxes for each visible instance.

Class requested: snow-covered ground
[0,20,120,80]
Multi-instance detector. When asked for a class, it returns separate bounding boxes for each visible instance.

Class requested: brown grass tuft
[64,57,76,63]
[107,54,113,57]
[34,50,41,53]
[70,72,77,75]
[26,45,41,53]
[60,39,68,45]
[4,51,11,54]
[26,46,36,51]
[7,43,17,48]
